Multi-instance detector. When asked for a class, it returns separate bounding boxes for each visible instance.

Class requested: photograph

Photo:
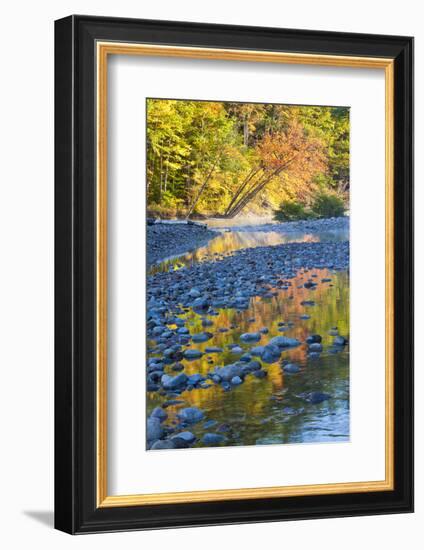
[51,13,413,534]
[146,98,350,450]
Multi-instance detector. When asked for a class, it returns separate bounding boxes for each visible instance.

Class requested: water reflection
[148,229,347,275]
[147,266,349,447]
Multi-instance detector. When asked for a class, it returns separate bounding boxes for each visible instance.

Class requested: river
[147,225,349,448]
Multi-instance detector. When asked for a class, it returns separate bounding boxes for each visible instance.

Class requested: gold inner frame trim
[96,41,395,508]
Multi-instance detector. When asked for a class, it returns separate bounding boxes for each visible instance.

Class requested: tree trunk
[185,153,222,219]
[224,168,284,218]
[224,167,261,216]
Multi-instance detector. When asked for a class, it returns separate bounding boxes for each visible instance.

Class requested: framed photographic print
[54,15,414,534]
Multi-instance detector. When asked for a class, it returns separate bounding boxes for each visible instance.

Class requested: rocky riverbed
[221,216,349,234]
[146,237,350,450]
[147,222,216,267]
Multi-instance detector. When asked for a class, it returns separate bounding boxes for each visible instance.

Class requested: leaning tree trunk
[224,169,283,218]
[185,153,222,219]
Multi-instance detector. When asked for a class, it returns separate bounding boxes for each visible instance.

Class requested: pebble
[183,349,203,360]
[308,343,323,352]
[150,439,176,450]
[204,346,223,353]
[283,363,300,374]
[240,332,262,343]
[192,332,213,343]
[202,433,226,445]
[306,334,322,344]
[171,431,196,444]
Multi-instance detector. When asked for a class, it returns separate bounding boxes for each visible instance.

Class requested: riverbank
[147,222,217,267]
[216,216,349,234]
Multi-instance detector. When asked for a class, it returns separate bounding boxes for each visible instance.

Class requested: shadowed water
[147,229,350,448]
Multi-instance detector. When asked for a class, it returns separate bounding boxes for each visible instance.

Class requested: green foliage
[146,99,350,218]
[273,200,312,222]
[311,192,345,218]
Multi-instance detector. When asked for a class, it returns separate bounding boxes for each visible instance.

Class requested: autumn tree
[146,99,348,219]
[223,120,327,217]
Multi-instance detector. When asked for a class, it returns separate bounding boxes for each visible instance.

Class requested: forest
[146,99,349,219]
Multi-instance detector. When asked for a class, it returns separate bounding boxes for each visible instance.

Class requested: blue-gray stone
[308,343,323,352]
[192,332,213,343]
[161,372,188,390]
[203,420,217,429]
[188,288,201,298]
[261,344,281,364]
[240,332,262,343]
[150,406,167,422]
[150,439,176,450]
[204,346,223,353]
[187,373,204,385]
[306,334,322,344]
[268,336,301,348]
[283,363,300,374]
[192,297,209,310]
[177,407,204,424]
[309,392,331,404]
[250,346,265,357]
[171,431,196,444]
[147,417,163,442]
[214,364,243,382]
[202,433,226,445]
[253,369,267,378]
[183,349,203,360]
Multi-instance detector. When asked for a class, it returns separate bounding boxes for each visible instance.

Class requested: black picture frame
[55,15,414,534]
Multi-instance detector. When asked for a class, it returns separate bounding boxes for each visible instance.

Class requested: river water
[147,227,350,447]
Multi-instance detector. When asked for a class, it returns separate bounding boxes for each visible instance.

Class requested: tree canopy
[146,99,349,219]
